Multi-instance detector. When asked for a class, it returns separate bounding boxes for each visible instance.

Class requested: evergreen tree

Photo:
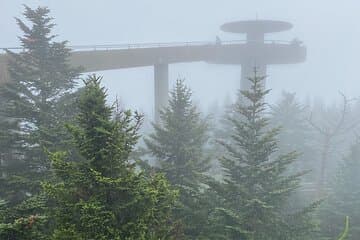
[210,71,318,240]
[43,75,177,239]
[270,92,316,179]
[207,95,235,180]
[0,198,47,240]
[270,92,319,209]
[0,5,81,205]
[320,140,360,240]
[145,79,211,239]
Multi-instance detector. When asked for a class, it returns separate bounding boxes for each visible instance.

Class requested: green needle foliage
[43,75,177,239]
[270,92,316,181]
[0,197,48,240]
[210,70,319,240]
[145,79,211,239]
[0,5,81,206]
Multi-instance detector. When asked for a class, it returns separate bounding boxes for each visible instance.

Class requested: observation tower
[217,20,304,90]
[0,19,306,122]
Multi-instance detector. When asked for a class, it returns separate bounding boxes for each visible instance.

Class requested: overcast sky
[2,0,360,117]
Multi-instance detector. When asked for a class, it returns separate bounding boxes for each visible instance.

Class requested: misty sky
[2,0,360,117]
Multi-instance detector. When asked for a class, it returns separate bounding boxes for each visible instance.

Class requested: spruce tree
[211,70,318,240]
[145,79,211,239]
[269,92,319,210]
[43,75,177,239]
[270,92,316,179]
[0,5,81,205]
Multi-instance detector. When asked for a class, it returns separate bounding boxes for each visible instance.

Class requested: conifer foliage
[43,75,177,239]
[1,4,352,240]
[145,79,211,238]
[211,71,318,240]
[0,5,81,205]
[270,92,316,179]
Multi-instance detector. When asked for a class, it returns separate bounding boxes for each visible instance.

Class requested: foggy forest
[0,1,359,240]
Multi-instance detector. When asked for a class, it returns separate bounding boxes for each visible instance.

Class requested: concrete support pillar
[240,63,267,91]
[247,32,265,43]
[154,64,169,123]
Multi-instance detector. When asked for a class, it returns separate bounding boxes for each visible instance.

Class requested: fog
[2,0,360,115]
[1,1,360,239]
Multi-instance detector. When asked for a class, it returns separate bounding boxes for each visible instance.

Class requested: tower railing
[0,39,303,53]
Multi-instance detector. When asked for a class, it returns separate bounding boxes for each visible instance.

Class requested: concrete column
[247,32,265,43]
[154,64,169,123]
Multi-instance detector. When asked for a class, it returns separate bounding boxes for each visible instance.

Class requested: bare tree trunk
[317,137,330,196]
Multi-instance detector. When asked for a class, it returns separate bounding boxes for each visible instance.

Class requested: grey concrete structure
[220,20,296,90]
[0,20,306,121]
[154,64,169,122]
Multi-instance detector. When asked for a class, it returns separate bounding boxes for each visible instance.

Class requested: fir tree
[210,70,318,240]
[270,92,316,179]
[269,92,319,210]
[43,75,177,239]
[145,79,211,239]
[0,196,47,239]
[0,5,81,205]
